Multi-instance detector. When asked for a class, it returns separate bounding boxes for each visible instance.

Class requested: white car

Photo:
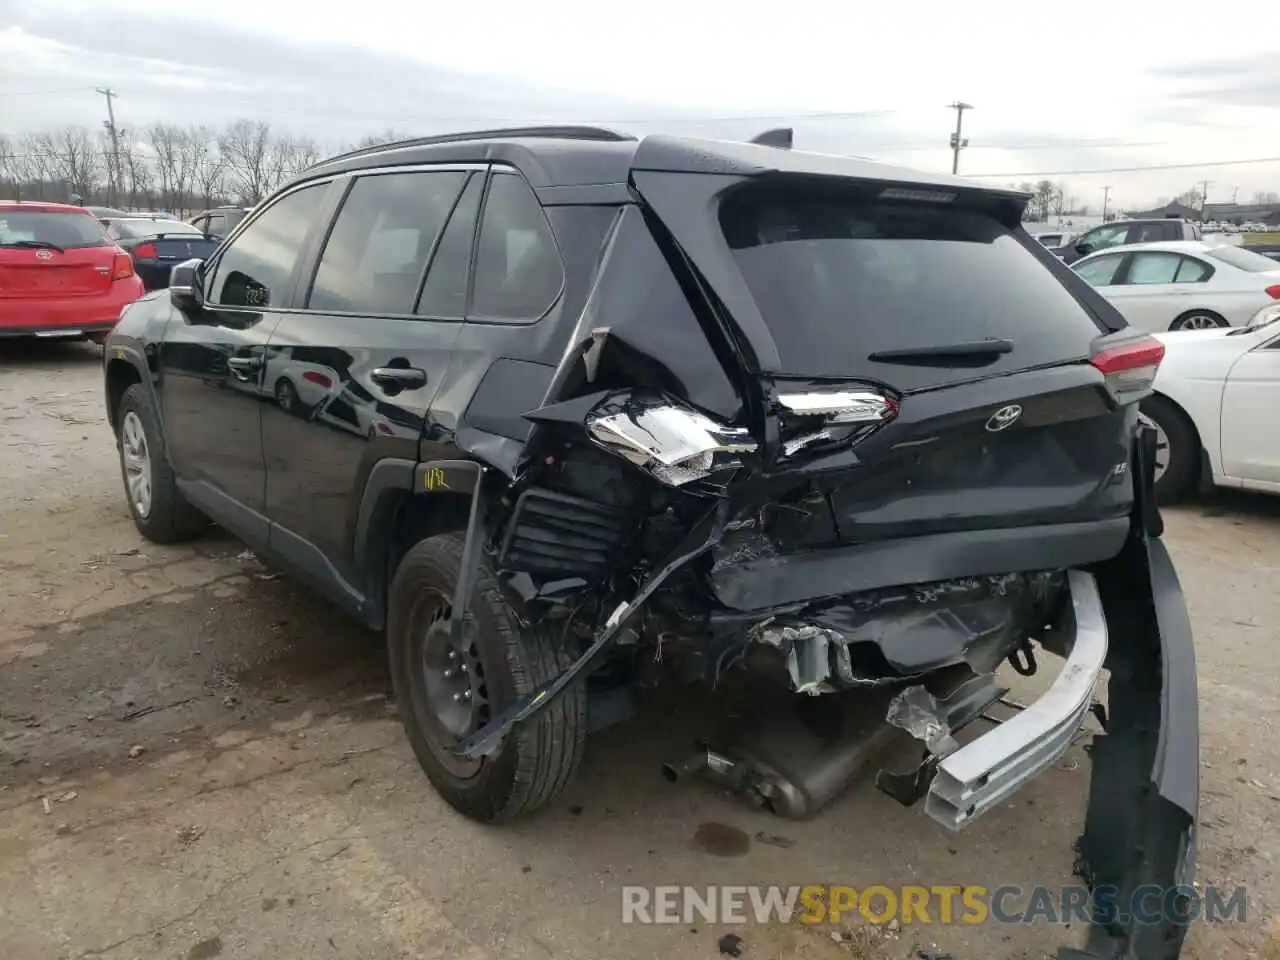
[1072,240,1280,332]
[1140,303,1280,501]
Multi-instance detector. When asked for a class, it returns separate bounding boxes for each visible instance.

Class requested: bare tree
[1052,181,1068,217]
[48,126,102,200]
[180,125,219,213]
[121,142,153,208]
[149,123,185,211]
[219,119,273,204]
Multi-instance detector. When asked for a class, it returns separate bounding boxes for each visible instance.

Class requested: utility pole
[96,87,121,206]
[1101,185,1111,222]
[947,101,972,175]
[1199,179,1211,221]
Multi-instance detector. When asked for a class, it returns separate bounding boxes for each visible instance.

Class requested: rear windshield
[110,219,202,240]
[1205,245,1280,273]
[719,186,1107,382]
[0,211,108,249]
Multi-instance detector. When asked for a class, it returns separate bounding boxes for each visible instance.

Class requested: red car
[0,202,146,341]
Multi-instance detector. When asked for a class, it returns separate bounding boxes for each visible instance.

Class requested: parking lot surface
[1,340,1276,960]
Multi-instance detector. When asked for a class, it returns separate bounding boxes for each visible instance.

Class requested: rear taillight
[1265,284,1280,300]
[302,370,333,389]
[132,242,157,260]
[775,389,899,457]
[110,252,134,281]
[1091,336,1165,403]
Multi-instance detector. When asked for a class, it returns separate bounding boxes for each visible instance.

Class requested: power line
[0,86,99,98]
[965,155,1280,178]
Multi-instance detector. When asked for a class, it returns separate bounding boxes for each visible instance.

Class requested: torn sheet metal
[886,685,961,756]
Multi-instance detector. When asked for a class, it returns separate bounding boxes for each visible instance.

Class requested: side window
[416,173,483,319]
[468,172,564,322]
[1126,252,1181,285]
[207,183,327,308]
[307,171,467,315]
[1083,224,1128,251]
[1130,223,1167,243]
[1174,257,1213,283]
[205,214,226,237]
[190,216,208,234]
[1074,254,1125,287]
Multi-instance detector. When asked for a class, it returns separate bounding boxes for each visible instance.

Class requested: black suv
[104,127,1197,958]
[1052,217,1203,264]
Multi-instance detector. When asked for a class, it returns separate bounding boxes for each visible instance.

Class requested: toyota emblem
[35,249,54,260]
[985,404,1023,432]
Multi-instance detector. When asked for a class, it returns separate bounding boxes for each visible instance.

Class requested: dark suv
[103,127,1197,958]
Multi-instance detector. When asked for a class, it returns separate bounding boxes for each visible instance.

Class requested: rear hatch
[629,146,1156,578]
[0,211,115,299]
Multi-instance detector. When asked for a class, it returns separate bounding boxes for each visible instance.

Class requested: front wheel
[116,383,207,542]
[1140,394,1200,503]
[387,532,586,821]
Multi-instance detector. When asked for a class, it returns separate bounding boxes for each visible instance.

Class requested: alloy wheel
[120,410,153,518]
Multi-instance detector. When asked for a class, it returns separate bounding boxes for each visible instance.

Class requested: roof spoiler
[749,127,793,150]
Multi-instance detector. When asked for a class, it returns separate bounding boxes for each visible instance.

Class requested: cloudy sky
[3,0,1279,209]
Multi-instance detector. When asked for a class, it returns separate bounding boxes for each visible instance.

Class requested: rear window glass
[1205,245,1279,273]
[110,219,201,239]
[0,211,108,249]
[719,186,1106,382]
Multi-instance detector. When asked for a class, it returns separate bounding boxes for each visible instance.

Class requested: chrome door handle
[370,367,426,389]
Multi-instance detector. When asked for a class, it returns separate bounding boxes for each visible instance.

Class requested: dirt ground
[1,339,1276,960]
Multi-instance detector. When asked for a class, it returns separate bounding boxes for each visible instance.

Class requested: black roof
[293,126,1026,203]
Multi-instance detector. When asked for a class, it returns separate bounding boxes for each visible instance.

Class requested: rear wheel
[387,532,586,821]
[116,383,207,542]
[1140,394,1199,503]
[1169,310,1228,331]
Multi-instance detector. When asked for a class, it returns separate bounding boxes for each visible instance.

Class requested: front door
[1220,331,1280,485]
[261,165,486,597]
[159,180,333,545]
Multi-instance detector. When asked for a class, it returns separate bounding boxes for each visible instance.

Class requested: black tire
[115,383,207,542]
[1169,309,1228,331]
[274,378,298,414]
[1140,394,1199,504]
[387,532,586,821]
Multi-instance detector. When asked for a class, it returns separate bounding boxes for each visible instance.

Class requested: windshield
[1205,245,1280,273]
[720,184,1108,384]
[110,219,202,240]
[0,211,108,249]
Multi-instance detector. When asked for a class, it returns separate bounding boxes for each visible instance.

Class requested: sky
[2,0,1280,210]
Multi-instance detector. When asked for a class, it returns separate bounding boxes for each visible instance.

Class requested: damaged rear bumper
[926,569,1107,830]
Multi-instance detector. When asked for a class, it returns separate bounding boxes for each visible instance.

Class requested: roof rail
[318,125,637,167]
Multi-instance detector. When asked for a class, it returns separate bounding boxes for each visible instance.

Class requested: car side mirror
[169,258,205,313]
[1075,241,1093,256]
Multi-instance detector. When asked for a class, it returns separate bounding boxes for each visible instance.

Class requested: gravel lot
[1,340,1276,960]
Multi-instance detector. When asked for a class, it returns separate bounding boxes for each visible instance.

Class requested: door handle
[370,367,427,389]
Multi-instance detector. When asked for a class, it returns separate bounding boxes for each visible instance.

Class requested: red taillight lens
[1265,284,1280,300]
[132,242,157,260]
[110,252,134,280]
[1091,336,1165,402]
[302,370,333,389]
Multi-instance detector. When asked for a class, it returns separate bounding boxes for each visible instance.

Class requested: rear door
[636,173,1139,547]
[159,180,333,544]
[1100,251,1197,332]
[261,164,483,595]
